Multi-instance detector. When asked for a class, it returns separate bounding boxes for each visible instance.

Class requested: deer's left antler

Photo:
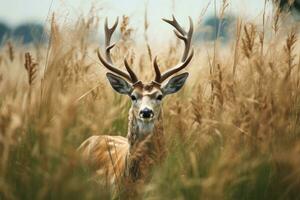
[153,15,194,84]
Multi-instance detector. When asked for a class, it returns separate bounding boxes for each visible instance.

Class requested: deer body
[78,15,194,194]
[79,88,166,187]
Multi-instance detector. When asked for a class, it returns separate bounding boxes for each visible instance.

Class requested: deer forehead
[133,83,162,97]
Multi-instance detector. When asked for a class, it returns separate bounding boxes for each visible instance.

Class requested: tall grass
[1,1,300,200]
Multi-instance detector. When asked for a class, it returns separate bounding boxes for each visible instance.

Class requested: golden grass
[1,2,300,200]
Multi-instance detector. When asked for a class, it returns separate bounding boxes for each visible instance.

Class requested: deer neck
[125,107,166,181]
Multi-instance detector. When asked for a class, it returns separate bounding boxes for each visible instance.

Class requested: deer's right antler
[153,15,194,84]
[97,18,140,85]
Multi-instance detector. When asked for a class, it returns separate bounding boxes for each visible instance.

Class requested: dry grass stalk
[6,42,14,62]
[144,0,152,62]
[212,64,224,109]
[241,23,257,58]
[212,0,229,73]
[24,52,38,86]
[232,19,242,76]
[272,3,281,34]
[191,86,204,126]
[284,29,297,75]
[260,0,268,57]
[120,15,133,42]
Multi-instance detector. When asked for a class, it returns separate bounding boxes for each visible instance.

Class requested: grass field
[1,1,300,199]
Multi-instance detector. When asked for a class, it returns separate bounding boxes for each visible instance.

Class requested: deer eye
[156,94,163,101]
[130,95,137,101]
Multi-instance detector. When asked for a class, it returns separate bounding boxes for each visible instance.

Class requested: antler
[97,18,140,84]
[153,15,194,84]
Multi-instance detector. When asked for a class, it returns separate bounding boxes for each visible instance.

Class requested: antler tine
[160,49,194,82]
[153,56,161,83]
[97,50,131,81]
[104,17,118,63]
[124,58,139,83]
[162,15,186,36]
[183,16,193,61]
[98,17,140,84]
[153,16,194,83]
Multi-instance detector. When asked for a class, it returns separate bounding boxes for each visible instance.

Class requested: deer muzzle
[139,108,154,119]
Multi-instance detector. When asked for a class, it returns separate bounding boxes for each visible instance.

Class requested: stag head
[98,16,193,127]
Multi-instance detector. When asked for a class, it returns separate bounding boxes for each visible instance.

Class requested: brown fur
[78,98,166,195]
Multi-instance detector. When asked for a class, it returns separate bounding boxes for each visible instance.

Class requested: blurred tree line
[1,17,234,45]
[194,0,300,43]
[0,22,45,44]
[0,1,298,45]
[277,0,300,11]
[194,15,234,43]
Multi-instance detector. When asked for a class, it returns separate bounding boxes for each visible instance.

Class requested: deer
[78,15,194,196]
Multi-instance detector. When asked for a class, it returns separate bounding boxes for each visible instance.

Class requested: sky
[0,0,268,44]
[0,0,266,25]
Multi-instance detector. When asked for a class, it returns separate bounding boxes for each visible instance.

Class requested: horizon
[0,0,266,27]
[0,0,268,45]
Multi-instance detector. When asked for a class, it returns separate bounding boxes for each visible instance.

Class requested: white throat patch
[137,119,155,136]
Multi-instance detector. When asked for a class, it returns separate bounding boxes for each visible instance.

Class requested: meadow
[0,1,300,199]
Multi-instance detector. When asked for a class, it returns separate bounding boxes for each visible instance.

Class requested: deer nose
[139,108,154,119]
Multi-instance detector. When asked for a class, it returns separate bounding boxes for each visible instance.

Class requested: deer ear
[106,72,133,95]
[162,72,189,96]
